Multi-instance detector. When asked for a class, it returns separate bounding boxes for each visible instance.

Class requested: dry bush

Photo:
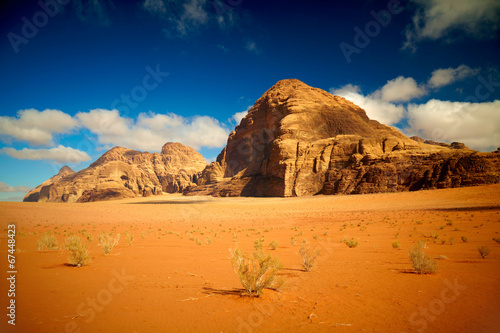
[478,246,490,259]
[36,231,59,251]
[125,232,134,246]
[269,240,279,250]
[299,242,319,272]
[290,236,296,246]
[254,238,264,251]
[492,237,500,244]
[461,236,468,243]
[342,237,359,248]
[98,232,120,255]
[66,236,91,267]
[392,241,400,249]
[230,248,283,297]
[409,241,437,274]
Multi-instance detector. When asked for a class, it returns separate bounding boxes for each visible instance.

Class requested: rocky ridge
[24,142,207,203]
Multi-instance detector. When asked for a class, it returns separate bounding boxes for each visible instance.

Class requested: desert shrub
[461,236,468,243]
[269,240,279,250]
[342,238,359,248]
[254,238,264,251]
[478,246,490,259]
[206,236,212,245]
[409,241,437,274]
[66,236,91,267]
[125,232,134,246]
[449,237,455,245]
[492,238,500,244]
[299,242,319,272]
[230,248,283,297]
[36,231,59,250]
[98,232,120,255]
[392,241,400,249]
[290,236,296,246]
[196,238,202,246]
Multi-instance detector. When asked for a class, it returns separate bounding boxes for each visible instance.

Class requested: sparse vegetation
[478,246,490,259]
[65,236,91,267]
[98,232,120,255]
[449,237,454,245]
[392,241,400,249]
[269,240,279,250]
[342,237,359,248]
[461,236,468,243]
[299,242,319,272]
[125,232,134,246]
[254,238,264,251]
[493,237,500,244]
[409,241,437,274]
[230,248,283,297]
[290,236,296,247]
[36,231,59,251]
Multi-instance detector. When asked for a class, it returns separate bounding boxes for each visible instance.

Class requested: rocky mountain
[24,142,207,203]
[24,165,75,202]
[186,79,500,197]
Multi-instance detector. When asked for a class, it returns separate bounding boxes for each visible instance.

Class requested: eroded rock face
[24,142,207,203]
[23,166,75,202]
[187,79,500,197]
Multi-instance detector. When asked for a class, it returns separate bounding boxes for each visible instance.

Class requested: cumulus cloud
[0,109,79,146]
[404,0,500,50]
[428,64,480,88]
[0,181,31,193]
[76,109,229,151]
[142,0,167,15]
[406,99,500,151]
[2,146,92,164]
[373,76,427,103]
[330,85,405,125]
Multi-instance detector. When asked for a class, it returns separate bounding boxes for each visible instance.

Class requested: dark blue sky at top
[0,0,499,199]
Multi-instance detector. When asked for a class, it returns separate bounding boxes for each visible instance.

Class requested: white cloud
[428,64,480,88]
[2,145,92,164]
[142,0,167,15]
[0,109,78,146]
[246,40,261,54]
[373,76,427,103]
[330,85,405,126]
[176,0,209,35]
[0,181,31,193]
[404,0,500,50]
[77,109,229,151]
[406,99,500,151]
[231,106,252,125]
[73,0,114,26]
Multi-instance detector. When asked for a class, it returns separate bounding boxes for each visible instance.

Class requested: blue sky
[1,0,499,201]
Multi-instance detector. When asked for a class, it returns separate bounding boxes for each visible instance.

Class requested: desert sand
[1,184,500,332]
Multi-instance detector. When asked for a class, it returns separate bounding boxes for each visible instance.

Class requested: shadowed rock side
[186,79,500,197]
[24,143,207,203]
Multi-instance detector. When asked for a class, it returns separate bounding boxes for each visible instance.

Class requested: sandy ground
[1,184,499,333]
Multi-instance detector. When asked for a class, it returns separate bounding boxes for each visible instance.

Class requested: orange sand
[1,185,500,332]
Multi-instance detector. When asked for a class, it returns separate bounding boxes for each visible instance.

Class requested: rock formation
[23,165,75,202]
[24,142,207,203]
[186,79,500,197]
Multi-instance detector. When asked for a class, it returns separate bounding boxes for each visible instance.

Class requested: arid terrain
[1,184,500,333]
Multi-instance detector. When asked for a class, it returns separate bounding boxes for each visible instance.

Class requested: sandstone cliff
[24,166,75,202]
[24,142,207,203]
[187,79,500,197]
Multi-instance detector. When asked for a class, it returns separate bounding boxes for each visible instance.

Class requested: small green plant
[478,246,490,259]
[299,242,319,272]
[392,241,400,249]
[98,232,120,255]
[36,231,59,250]
[65,236,91,267]
[342,238,359,248]
[230,248,283,297]
[461,236,468,243]
[290,236,296,247]
[409,241,437,274]
[269,240,279,250]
